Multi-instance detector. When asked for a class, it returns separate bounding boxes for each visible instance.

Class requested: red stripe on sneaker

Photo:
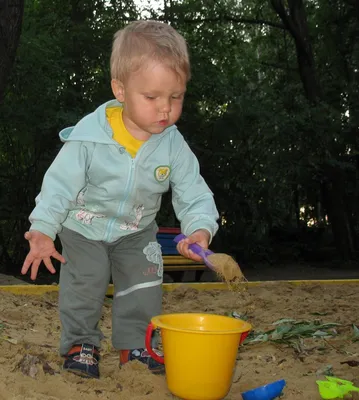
[119,350,130,364]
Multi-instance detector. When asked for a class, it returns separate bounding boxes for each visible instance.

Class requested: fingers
[43,257,56,274]
[21,252,35,275]
[24,231,32,241]
[176,240,203,262]
[22,254,61,280]
[29,259,41,281]
[53,251,66,264]
[176,240,187,256]
[186,251,203,262]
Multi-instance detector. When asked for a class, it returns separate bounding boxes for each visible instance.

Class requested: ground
[0,280,359,400]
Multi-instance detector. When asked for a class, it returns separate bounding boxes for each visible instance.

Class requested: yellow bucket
[145,313,251,400]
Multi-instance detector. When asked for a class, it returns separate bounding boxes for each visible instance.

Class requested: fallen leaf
[316,364,333,376]
[5,338,18,345]
[353,325,359,341]
[17,354,40,379]
[42,361,56,375]
[340,360,359,367]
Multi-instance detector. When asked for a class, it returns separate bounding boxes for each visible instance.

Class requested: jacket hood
[59,99,177,144]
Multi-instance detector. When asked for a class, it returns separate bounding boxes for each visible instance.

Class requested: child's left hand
[176,229,211,262]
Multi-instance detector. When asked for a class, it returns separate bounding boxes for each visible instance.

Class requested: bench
[158,227,215,282]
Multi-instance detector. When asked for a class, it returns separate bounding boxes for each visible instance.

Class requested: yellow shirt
[106,106,144,158]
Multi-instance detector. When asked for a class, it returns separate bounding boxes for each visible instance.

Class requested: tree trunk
[0,0,25,104]
[292,183,301,229]
[270,0,321,102]
[271,0,356,260]
[321,167,355,260]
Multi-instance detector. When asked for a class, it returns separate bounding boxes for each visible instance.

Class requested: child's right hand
[21,230,66,281]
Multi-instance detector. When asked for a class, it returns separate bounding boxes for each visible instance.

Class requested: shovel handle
[145,322,164,364]
[174,234,214,257]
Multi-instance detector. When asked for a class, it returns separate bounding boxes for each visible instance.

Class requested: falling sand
[207,253,246,285]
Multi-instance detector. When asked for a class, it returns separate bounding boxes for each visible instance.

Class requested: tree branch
[0,0,25,104]
[104,12,285,30]
[170,16,285,30]
[270,0,300,39]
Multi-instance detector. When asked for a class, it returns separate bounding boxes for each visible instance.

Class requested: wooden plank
[163,254,205,271]
[163,256,204,266]
[1,279,359,296]
[164,264,205,271]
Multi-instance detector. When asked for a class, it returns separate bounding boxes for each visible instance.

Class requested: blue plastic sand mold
[241,379,286,400]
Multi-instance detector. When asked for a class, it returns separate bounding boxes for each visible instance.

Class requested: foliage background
[1,0,359,276]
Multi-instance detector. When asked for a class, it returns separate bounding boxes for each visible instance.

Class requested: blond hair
[110,20,191,82]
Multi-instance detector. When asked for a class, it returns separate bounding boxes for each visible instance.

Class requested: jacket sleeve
[29,141,91,240]
[170,132,219,242]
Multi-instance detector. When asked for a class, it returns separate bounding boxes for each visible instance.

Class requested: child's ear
[111,79,125,102]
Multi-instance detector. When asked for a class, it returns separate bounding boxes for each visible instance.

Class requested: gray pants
[58,221,163,355]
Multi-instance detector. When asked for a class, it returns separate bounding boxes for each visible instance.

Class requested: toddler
[22,20,219,378]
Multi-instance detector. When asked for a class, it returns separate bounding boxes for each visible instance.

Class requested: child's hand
[21,230,66,280]
[176,229,211,262]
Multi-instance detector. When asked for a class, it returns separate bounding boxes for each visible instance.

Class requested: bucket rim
[151,313,252,335]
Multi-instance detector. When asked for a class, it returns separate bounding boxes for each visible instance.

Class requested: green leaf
[272,318,297,325]
[270,325,292,340]
[246,333,269,343]
[244,319,340,346]
[353,324,359,340]
[316,365,334,377]
[228,311,248,321]
[313,330,332,337]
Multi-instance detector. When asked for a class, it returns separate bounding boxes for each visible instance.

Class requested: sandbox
[0,280,358,399]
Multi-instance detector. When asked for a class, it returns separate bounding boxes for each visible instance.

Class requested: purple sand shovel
[173,233,216,271]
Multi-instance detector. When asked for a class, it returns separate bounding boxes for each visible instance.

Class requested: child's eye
[172,95,183,100]
[145,95,155,100]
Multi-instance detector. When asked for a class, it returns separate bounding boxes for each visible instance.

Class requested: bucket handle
[145,322,165,364]
[240,330,249,344]
[145,322,249,364]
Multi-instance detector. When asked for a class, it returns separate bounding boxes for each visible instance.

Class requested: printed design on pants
[143,266,158,276]
[120,204,144,231]
[143,241,163,278]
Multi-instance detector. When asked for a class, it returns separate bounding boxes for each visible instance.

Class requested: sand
[0,282,359,399]
[207,253,246,283]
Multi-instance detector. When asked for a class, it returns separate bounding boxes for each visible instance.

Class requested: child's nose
[159,99,171,113]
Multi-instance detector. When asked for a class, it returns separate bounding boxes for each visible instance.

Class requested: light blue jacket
[29,100,219,242]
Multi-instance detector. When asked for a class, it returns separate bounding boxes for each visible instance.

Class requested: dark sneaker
[63,343,100,379]
[120,348,165,374]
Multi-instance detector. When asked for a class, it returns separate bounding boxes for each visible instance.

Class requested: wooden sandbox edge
[1,279,359,296]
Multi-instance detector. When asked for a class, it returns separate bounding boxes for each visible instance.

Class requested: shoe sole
[119,362,165,375]
[150,368,165,375]
[63,367,99,379]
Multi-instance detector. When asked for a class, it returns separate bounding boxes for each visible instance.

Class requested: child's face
[111,61,186,140]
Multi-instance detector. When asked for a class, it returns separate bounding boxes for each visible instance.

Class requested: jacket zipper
[103,143,146,242]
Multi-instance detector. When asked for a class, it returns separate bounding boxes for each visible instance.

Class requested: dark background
[1,0,359,282]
